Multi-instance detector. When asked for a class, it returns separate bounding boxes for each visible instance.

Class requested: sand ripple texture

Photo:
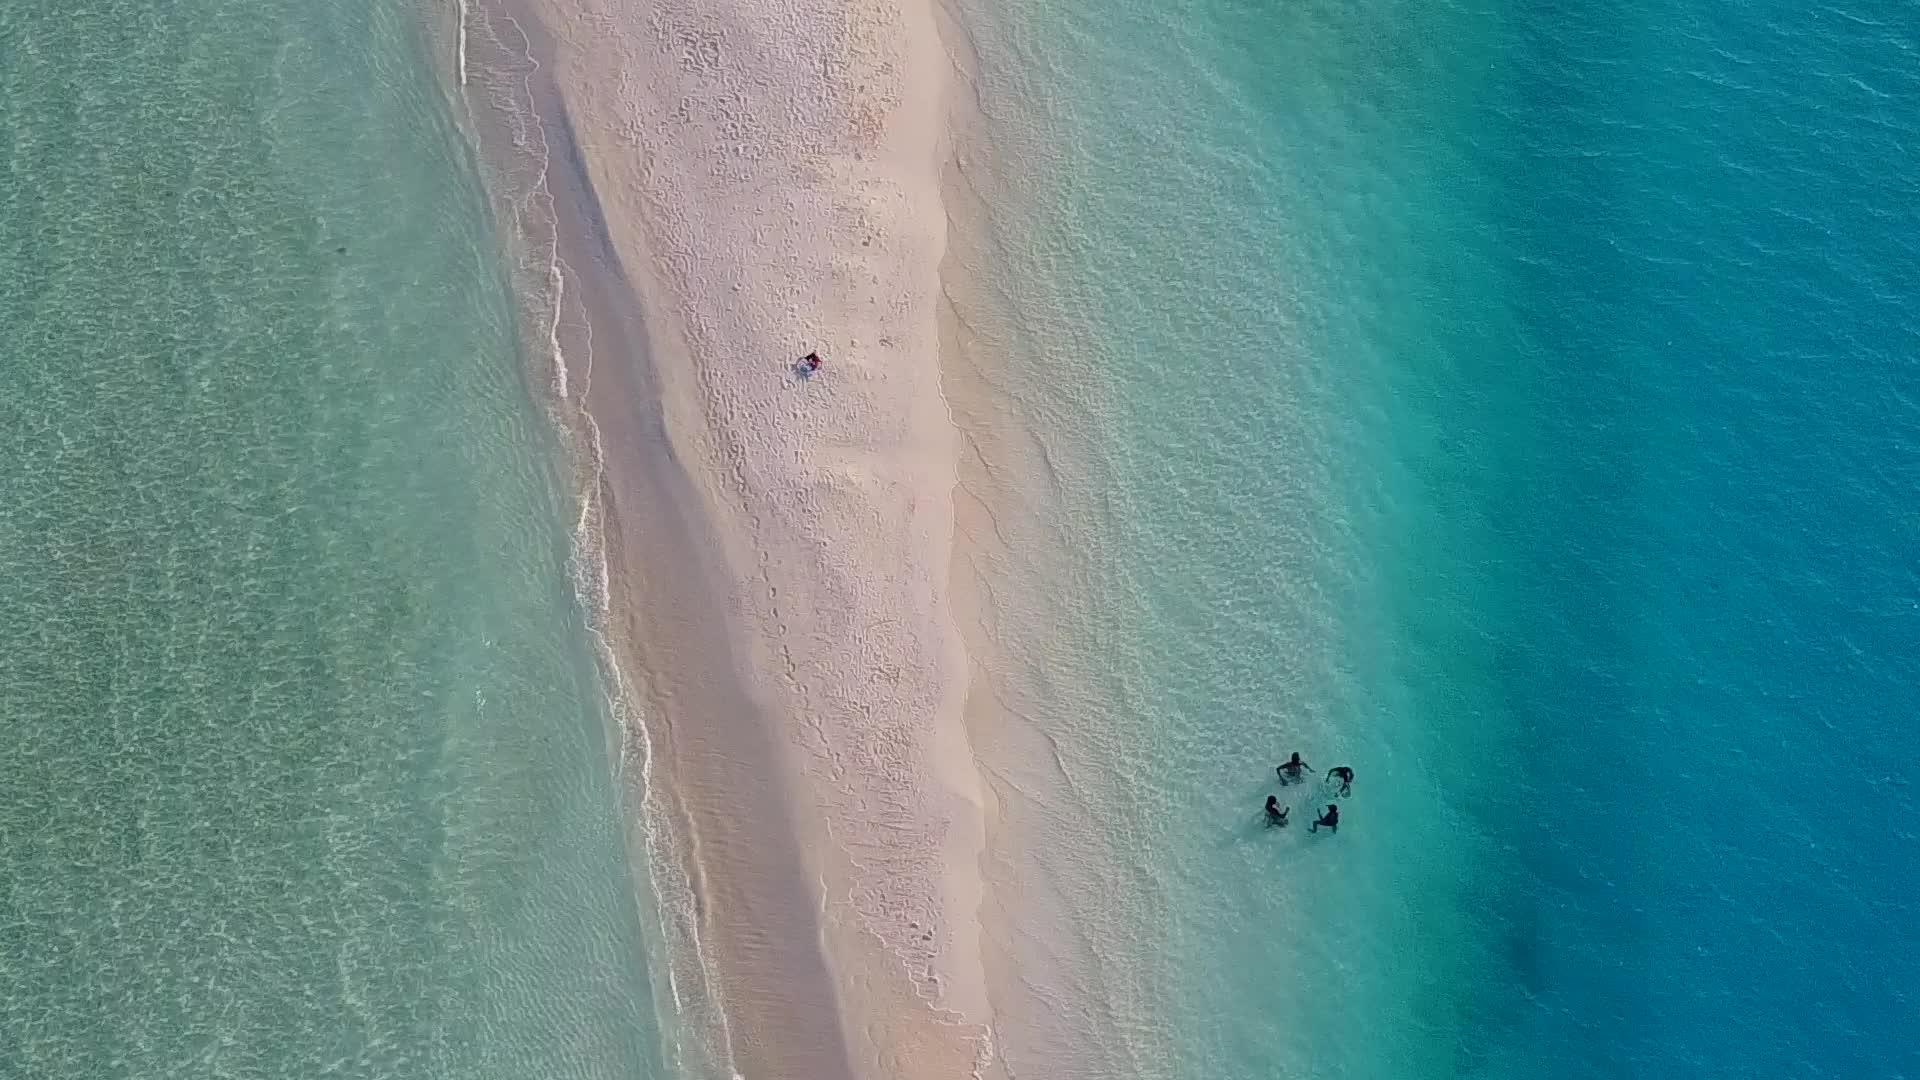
[522,0,994,1071]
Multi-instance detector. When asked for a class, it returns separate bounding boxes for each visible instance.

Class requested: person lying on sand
[796,350,822,376]
[1265,795,1290,828]
[1275,752,1311,784]
[1311,804,1339,833]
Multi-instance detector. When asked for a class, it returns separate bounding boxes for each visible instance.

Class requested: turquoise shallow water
[7,0,1916,1074]
[0,2,667,1075]
[961,0,1920,1075]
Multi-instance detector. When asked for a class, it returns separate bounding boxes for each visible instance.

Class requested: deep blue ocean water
[1451,3,1920,1074]
[959,0,1920,1074]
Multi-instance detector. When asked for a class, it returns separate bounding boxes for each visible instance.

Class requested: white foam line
[556,252,705,1073]
[575,399,743,1080]
[547,259,569,400]
[455,0,469,86]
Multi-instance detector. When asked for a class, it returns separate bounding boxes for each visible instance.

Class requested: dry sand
[453,0,1004,1074]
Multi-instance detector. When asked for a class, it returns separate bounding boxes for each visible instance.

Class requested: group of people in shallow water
[1263,752,1353,834]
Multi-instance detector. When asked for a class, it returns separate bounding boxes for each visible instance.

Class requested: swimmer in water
[1326,766,1354,797]
[1265,795,1290,828]
[1276,752,1311,785]
[1311,803,1340,833]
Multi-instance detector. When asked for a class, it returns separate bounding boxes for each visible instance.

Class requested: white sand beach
[457,0,1006,1073]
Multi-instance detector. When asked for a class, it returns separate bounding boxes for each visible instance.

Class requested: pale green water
[0,2,666,1076]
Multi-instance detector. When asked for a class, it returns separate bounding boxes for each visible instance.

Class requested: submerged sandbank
[454,0,999,1074]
